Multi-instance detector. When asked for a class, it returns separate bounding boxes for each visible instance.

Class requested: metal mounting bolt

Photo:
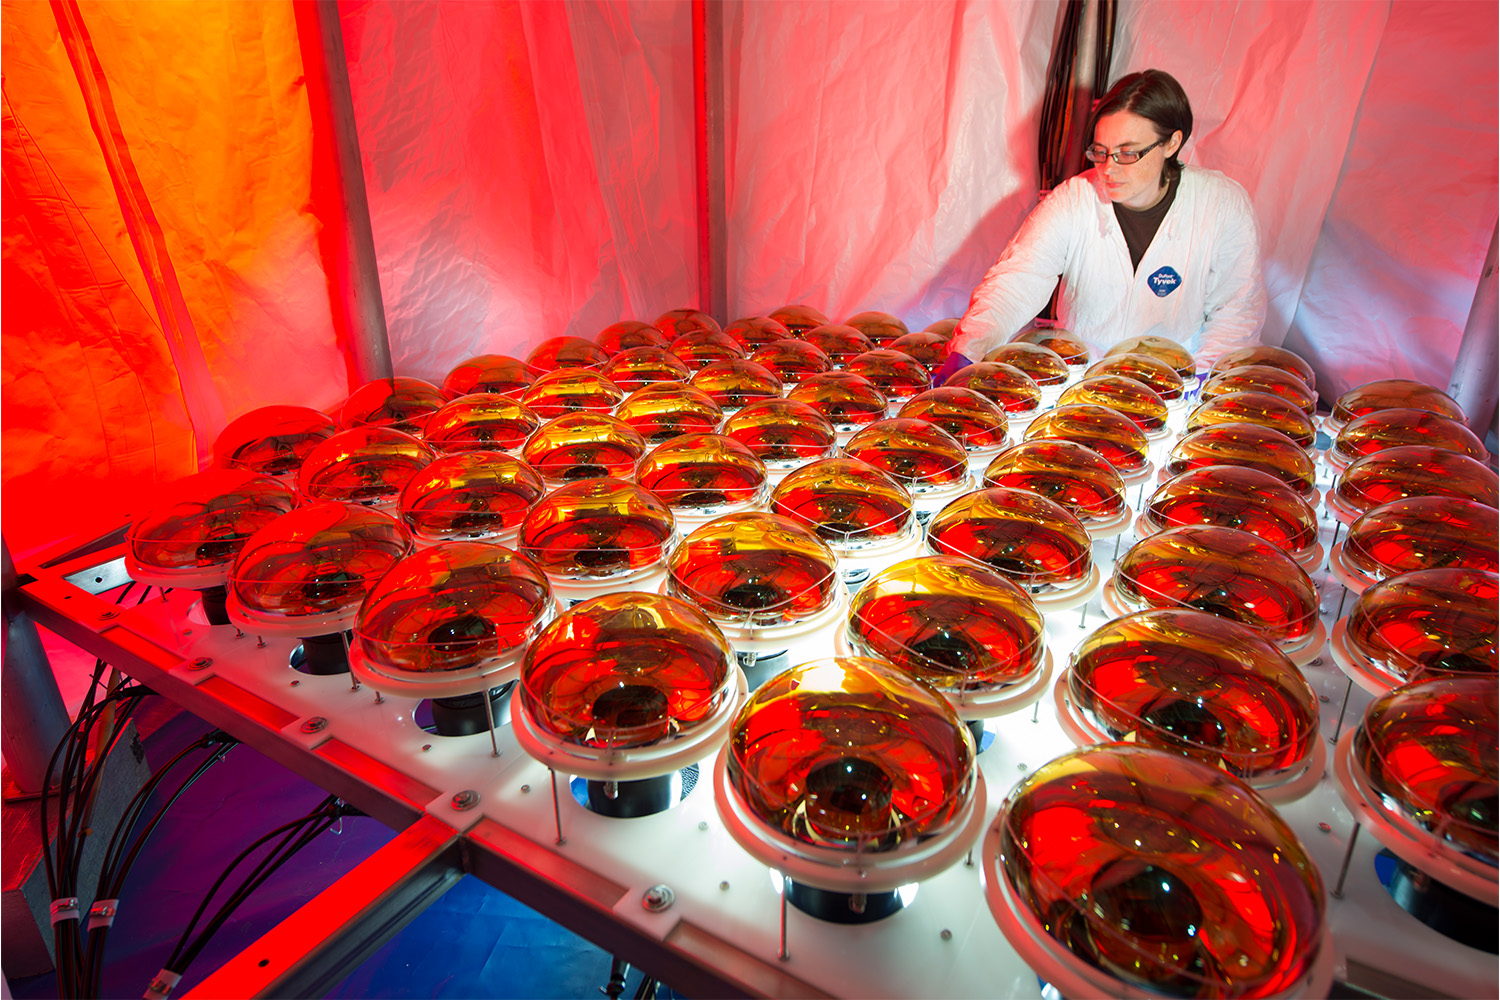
[299,717,328,734]
[1319,695,1329,703]
[642,884,675,912]
[520,783,530,792]
[697,821,709,831]
[1017,763,1027,772]
[421,744,432,752]
[290,679,300,687]
[719,881,729,891]
[940,929,953,941]
[451,790,480,811]
[1318,822,1332,833]
[1310,658,1324,667]
[98,610,118,621]
[188,657,212,671]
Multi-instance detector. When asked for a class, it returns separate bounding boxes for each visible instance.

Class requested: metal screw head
[1017,763,1028,772]
[98,610,118,620]
[1318,822,1332,833]
[641,884,675,912]
[1311,658,1324,667]
[422,744,432,752]
[719,881,729,891]
[290,679,301,687]
[299,717,328,734]
[697,821,709,831]
[1319,695,1330,703]
[940,929,953,941]
[520,783,530,792]
[451,790,479,811]
[189,657,212,670]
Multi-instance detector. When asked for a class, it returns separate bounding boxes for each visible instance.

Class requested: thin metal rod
[778,876,790,961]
[550,768,566,846]
[1332,821,1362,898]
[1448,222,1498,444]
[1334,584,1350,620]
[485,689,500,758]
[342,630,359,691]
[1329,677,1355,745]
[691,0,727,323]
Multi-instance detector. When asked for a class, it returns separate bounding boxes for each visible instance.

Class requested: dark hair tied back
[1091,69,1193,174]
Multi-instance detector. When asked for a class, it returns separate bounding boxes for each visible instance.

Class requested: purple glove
[932,350,974,386]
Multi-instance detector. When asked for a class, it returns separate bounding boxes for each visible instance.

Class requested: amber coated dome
[1343,496,1499,582]
[1104,335,1195,377]
[844,310,909,346]
[440,354,533,399]
[888,331,950,373]
[526,336,609,373]
[669,329,746,371]
[595,320,670,355]
[1331,408,1487,467]
[422,394,541,453]
[601,346,692,391]
[926,487,1092,594]
[635,433,768,513]
[668,512,840,626]
[898,387,1009,450]
[520,368,625,418]
[845,349,933,402]
[1056,376,1169,434]
[399,452,545,540]
[653,307,722,340]
[983,343,1069,386]
[981,439,1126,525]
[1011,328,1091,368]
[719,398,838,469]
[1164,424,1317,497]
[749,339,834,385]
[844,419,970,490]
[214,406,338,476]
[338,377,446,436]
[1186,391,1317,449]
[767,304,831,337]
[520,413,647,484]
[723,316,792,351]
[1201,364,1317,415]
[771,457,913,545]
[1209,345,1316,390]
[127,469,297,577]
[517,478,675,581]
[1345,568,1498,684]
[1084,353,1185,402]
[1329,379,1465,429]
[788,371,890,433]
[689,359,784,411]
[297,427,436,507]
[1332,446,1499,514]
[941,361,1043,414]
[613,383,723,443]
[802,324,874,366]
[1142,466,1319,559]
[1023,404,1150,476]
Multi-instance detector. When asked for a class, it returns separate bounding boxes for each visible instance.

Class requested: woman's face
[1092,111,1181,210]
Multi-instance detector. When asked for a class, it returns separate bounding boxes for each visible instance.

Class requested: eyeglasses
[1084,137,1168,165]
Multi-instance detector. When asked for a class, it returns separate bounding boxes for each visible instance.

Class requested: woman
[944,69,1264,374]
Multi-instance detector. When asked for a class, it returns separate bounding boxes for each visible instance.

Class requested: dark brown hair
[1091,69,1193,174]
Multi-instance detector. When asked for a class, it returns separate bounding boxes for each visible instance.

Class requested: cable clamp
[87,898,119,929]
[144,969,182,1000]
[49,897,80,925]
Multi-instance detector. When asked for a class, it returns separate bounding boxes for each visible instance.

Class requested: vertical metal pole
[692,0,727,325]
[295,0,394,388]
[1447,222,1499,446]
[2,538,70,794]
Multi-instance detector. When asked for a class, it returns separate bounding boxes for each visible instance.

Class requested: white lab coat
[953,165,1266,369]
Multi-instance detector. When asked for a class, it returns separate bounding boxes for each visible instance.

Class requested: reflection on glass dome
[942,362,1043,415]
[926,488,1092,594]
[983,343,1069,386]
[1056,376,1168,433]
[669,329,745,371]
[1142,466,1319,558]
[845,419,969,491]
[636,433,768,512]
[1353,675,1498,865]
[1164,424,1317,497]
[1024,405,1150,476]
[520,592,735,749]
[399,452,545,540]
[653,307,722,340]
[898,387,1009,450]
[1344,496,1499,581]
[614,383,724,443]
[998,744,1324,997]
[845,349,933,403]
[1069,610,1318,781]
[1210,345,1317,390]
[1346,569,1498,683]
[1330,379,1466,428]
[803,324,874,366]
[749,339,834,385]
[848,555,1044,691]
[526,336,610,373]
[925,318,960,339]
[723,315,792,351]
[1104,335,1195,378]
[297,427,436,507]
[788,372,889,433]
[889,331,950,373]
[844,310,909,346]
[521,413,647,484]
[595,320,670,356]
[1116,526,1319,648]
[1332,408,1487,467]
[518,478,675,580]
[520,368,625,418]
[728,657,975,849]
[601,346,692,391]
[128,470,297,574]
[771,457,913,546]
[720,398,838,469]
[230,502,412,619]
[1011,328,1091,369]
[339,377,446,436]
[1186,391,1317,449]
[1333,446,1499,513]
[355,542,553,673]
[1084,353,1185,402]
[214,405,338,477]
[768,304,831,337]
[441,355,534,399]
[422,394,541,453]
[667,512,839,626]
[982,440,1125,525]
[689,359,784,411]
[1201,364,1317,415]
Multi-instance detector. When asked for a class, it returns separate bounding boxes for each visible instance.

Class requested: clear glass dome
[1142,466,1319,558]
[847,555,1044,691]
[1201,364,1317,416]
[1210,345,1317,390]
[997,744,1324,997]
[1346,568,1498,683]
[595,320,670,355]
[669,329,745,371]
[1185,390,1317,449]
[1333,446,1499,513]
[719,398,839,470]
[667,512,840,626]
[1068,609,1318,781]
[727,657,976,850]
[520,368,625,418]
[440,354,533,399]
[1011,328,1091,369]
[723,315,792,351]
[601,346,692,391]
[1332,408,1487,467]
[1084,353,1185,403]
[925,487,1092,594]
[213,405,338,477]
[422,394,541,454]
[399,452,545,541]
[1344,496,1499,581]
[1164,424,1317,498]
[768,304,831,337]
[981,440,1126,525]
[613,383,724,443]
[689,359,784,411]
[1023,404,1150,477]
[636,433,768,513]
[983,343,1069,386]
[844,310,909,347]
[525,336,610,373]
[229,502,412,620]
[653,307,723,340]
[297,427,436,507]
[942,361,1043,415]
[1115,525,1320,648]
[803,324,874,366]
[520,413,648,485]
[1330,379,1466,429]
[771,457,914,546]
[520,592,735,749]
[338,377,447,436]
[1056,376,1168,434]
[924,318,960,339]
[844,419,969,491]
[1104,335,1195,378]
[788,371,890,433]
[888,331,950,373]
[1353,675,1498,865]
[749,339,834,385]
[518,478,676,581]
[898,387,1009,450]
[128,469,297,576]
[355,542,553,673]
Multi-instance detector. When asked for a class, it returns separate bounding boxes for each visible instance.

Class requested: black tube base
[199,585,230,625]
[1380,850,1498,953]
[430,684,512,738]
[291,632,352,675]
[786,881,905,924]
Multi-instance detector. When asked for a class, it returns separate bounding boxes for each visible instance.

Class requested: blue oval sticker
[1147,266,1182,297]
